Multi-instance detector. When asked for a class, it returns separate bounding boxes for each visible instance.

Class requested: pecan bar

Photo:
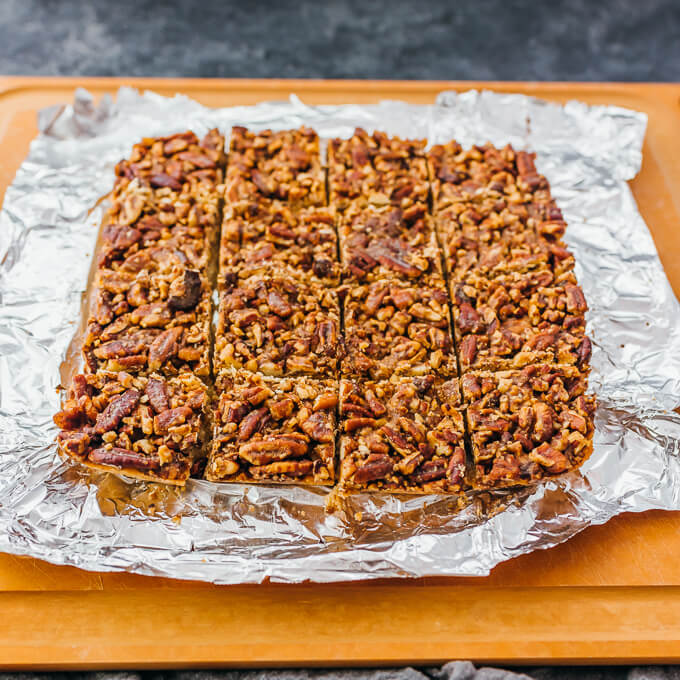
[339,204,444,286]
[99,184,220,275]
[328,128,429,211]
[452,268,592,372]
[437,198,574,284]
[429,143,549,206]
[54,370,208,485]
[206,372,337,485]
[115,129,225,193]
[220,200,341,287]
[339,374,468,494]
[462,364,596,488]
[224,126,325,207]
[215,267,340,377]
[342,280,456,379]
[84,261,211,377]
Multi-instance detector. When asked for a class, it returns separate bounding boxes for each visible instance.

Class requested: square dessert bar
[54,370,208,485]
[220,200,341,287]
[224,126,325,207]
[214,267,341,378]
[114,129,226,193]
[342,279,457,379]
[428,143,549,206]
[328,128,430,211]
[451,267,591,372]
[99,183,220,275]
[206,372,337,485]
[339,204,444,286]
[462,364,596,489]
[84,260,212,378]
[436,195,575,284]
[339,374,468,494]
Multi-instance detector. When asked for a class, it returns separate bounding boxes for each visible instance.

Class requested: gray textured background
[0,0,678,677]
[0,0,678,80]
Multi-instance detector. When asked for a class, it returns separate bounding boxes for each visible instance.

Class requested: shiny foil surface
[0,88,678,583]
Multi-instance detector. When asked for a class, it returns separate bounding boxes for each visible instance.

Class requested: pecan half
[145,377,170,413]
[148,326,183,369]
[89,446,160,471]
[238,407,269,440]
[94,389,140,434]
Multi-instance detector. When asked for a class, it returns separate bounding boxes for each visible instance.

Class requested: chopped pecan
[154,406,193,433]
[168,270,202,311]
[149,173,183,190]
[411,459,446,483]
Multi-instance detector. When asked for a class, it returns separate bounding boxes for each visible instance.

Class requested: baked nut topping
[207,372,337,485]
[115,129,225,193]
[451,268,590,372]
[328,128,429,211]
[342,280,456,379]
[54,370,208,484]
[339,204,444,286]
[221,201,340,287]
[83,259,212,377]
[339,374,468,493]
[462,364,596,488]
[215,267,341,378]
[225,126,325,207]
[58,127,595,494]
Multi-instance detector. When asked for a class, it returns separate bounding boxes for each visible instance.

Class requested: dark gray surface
[2,664,680,679]
[0,0,677,677]
[0,0,678,80]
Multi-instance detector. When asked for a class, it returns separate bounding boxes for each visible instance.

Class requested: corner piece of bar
[115,129,226,194]
[461,364,596,489]
[207,372,337,485]
[54,370,208,485]
[342,279,457,379]
[215,266,341,378]
[339,374,468,494]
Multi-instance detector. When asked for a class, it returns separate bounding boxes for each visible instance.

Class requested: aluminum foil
[1,87,679,584]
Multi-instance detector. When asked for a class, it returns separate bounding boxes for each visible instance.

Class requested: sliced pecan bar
[328,128,429,211]
[338,374,468,494]
[54,370,208,485]
[99,186,220,275]
[221,200,340,287]
[429,143,549,207]
[342,280,456,379]
[339,205,444,286]
[437,197,574,283]
[206,372,337,485]
[115,129,225,193]
[84,260,211,377]
[225,126,325,207]
[214,267,341,377]
[451,268,592,372]
[462,364,596,489]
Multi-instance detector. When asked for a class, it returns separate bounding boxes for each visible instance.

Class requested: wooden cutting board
[1,78,680,669]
